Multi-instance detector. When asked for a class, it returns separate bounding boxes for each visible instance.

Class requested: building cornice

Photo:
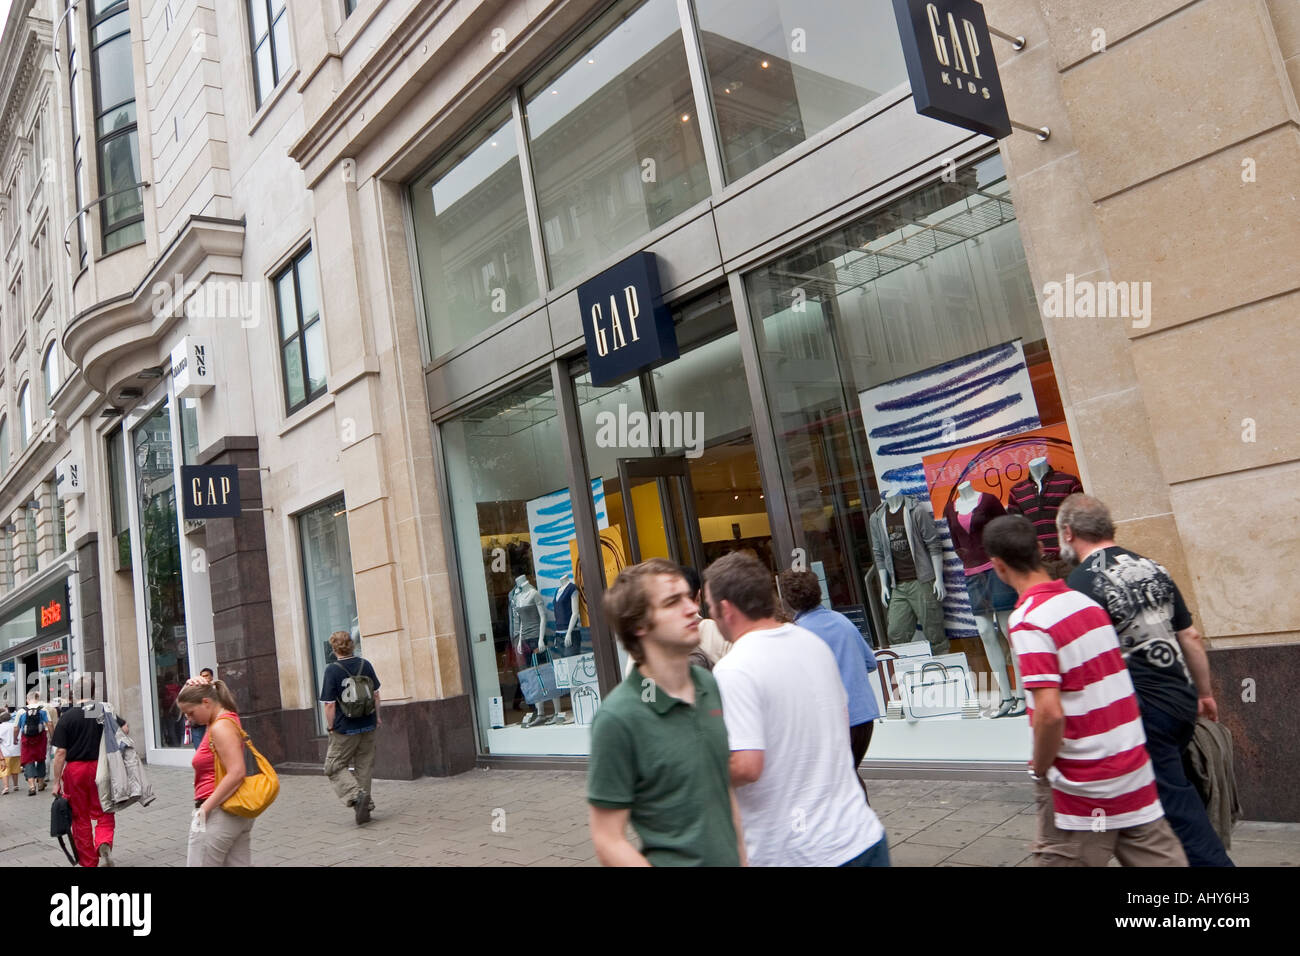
[62,215,245,395]
[0,7,53,149]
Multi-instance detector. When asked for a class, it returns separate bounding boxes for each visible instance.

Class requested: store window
[130,398,190,746]
[442,376,601,755]
[693,0,907,182]
[523,0,710,289]
[746,154,1069,762]
[273,246,326,414]
[107,426,131,569]
[409,104,539,357]
[248,0,292,107]
[299,497,359,732]
[89,0,144,252]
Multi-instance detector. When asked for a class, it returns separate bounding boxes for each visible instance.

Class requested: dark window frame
[248,0,293,108]
[87,0,143,253]
[273,246,327,415]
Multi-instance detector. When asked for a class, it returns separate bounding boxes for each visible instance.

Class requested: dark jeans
[840,836,890,867]
[850,720,875,800]
[1141,704,1233,867]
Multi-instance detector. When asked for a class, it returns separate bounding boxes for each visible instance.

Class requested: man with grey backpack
[320,630,382,824]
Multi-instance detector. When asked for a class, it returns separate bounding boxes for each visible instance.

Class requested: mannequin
[551,573,581,654]
[1005,457,1084,558]
[870,493,948,654]
[945,482,1024,718]
[509,575,561,728]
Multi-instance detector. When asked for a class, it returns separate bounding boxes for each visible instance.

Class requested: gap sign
[180,464,241,519]
[892,0,1012,139]
[578,251,678,387]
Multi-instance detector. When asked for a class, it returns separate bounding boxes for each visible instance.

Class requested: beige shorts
[2,756,20,776]
[1033,777,1187,867]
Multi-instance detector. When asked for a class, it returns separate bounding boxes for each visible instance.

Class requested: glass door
[616,455,707,571]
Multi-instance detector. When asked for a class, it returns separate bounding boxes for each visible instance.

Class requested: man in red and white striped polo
[983,515,1187,867]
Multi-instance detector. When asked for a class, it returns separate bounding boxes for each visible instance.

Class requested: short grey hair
[72,672,97,701]
[1056,494,1116,543]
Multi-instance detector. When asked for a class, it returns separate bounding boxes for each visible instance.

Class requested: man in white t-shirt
[705,552,889,867]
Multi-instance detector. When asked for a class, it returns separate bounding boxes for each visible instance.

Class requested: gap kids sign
[891,0,1012,139]
[578,251,678,387]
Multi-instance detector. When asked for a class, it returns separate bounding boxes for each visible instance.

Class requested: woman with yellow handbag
[178,677,279,866]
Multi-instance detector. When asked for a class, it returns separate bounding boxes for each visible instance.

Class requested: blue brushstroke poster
[859,340,1041,639]
[525,478,609,631]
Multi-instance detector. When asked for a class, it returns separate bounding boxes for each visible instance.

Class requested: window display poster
[920,423,1078,522]
[525,478,609,630]
[858,340,1040,500]
[859,340,1041,640]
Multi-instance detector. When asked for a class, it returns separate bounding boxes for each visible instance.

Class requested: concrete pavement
[1,766,1295,866]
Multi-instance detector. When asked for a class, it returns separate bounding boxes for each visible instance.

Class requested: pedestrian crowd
[587,492,1234,868]
[3,491,1230,870]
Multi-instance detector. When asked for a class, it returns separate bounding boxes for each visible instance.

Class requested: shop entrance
[616,455,707,570]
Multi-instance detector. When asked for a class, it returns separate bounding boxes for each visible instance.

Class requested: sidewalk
[1,766,1295,866]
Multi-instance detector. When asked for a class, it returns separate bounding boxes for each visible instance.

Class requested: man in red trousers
[49,674,127,867]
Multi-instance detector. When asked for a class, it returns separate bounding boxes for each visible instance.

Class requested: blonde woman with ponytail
[178,676,254,866]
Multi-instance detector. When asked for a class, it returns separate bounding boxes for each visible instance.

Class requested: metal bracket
[988,25,1026,51]
[1010,120,1051,141]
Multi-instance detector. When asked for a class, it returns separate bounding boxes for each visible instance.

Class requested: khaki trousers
[324,729,377,805]
[1033,778,1188,867]
[186,807,254,867]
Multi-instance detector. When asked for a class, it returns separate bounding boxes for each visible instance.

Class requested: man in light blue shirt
[779,570,880,797]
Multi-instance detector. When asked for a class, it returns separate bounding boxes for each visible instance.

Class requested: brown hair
[329,630,354,657]
[705,552,776,621]
[777,569,823,614]
[177,679,239,713]
[982,515,1043,573]
[602,558,685,666]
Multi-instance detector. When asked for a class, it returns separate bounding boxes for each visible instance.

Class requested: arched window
[18,383,31,449]
[43,343,60,409]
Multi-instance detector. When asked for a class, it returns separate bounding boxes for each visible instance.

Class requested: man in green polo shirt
[587,558,746,866]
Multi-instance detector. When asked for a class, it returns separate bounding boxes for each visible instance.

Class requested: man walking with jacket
[320,631,381,825]
[49,674,128,867]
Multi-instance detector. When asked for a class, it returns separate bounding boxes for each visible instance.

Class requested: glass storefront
[523,0,710,288]
[129,396,191,748]
[693,0,907,181]
[412,0,1078,768]
[299,497,360,731]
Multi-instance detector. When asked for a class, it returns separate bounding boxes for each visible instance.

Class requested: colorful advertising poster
[38,638,68,670]
[921,424,1078,521]
[525,478,609,630]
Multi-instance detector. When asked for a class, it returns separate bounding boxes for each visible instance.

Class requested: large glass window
[299,497,359,731]
[107,427,131,569]
[442,377,597,755]
[67,3,87,266]
[42,344,60,409]
[694,0,907,181]
[747,155,1068,762]
[24,506,37,576]
[0,418,8,477]
[409,105,539,358]
[248,0,292,107]
[524,0,710,289]
[89,0,143,252]
[273,246,327,413]
[131,398,189,747]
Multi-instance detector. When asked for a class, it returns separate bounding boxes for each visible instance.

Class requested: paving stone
[906,819,998,849]
[947,835,1033,867]
[946,801,1033,824]
[987,814,1038,840]
[889,842,958,866]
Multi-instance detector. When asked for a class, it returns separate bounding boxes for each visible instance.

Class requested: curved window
[89,0,143,252]
[42,343,60,409]
[17,384,32,449]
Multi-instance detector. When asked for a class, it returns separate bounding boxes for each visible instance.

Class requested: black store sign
[578,251,679,387]
[181,465,242,519]
[892,0,1012,139]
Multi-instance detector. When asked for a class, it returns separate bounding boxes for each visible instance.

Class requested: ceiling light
[760,60,769,69]
[680,113,691,122]
[137,366,164,379]
[100,406,122,418]
[117,387,143,400]
[724,87,731,94]
[587,58,595,64]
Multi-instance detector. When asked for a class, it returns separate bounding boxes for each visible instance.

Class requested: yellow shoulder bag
[208,714,280,818]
